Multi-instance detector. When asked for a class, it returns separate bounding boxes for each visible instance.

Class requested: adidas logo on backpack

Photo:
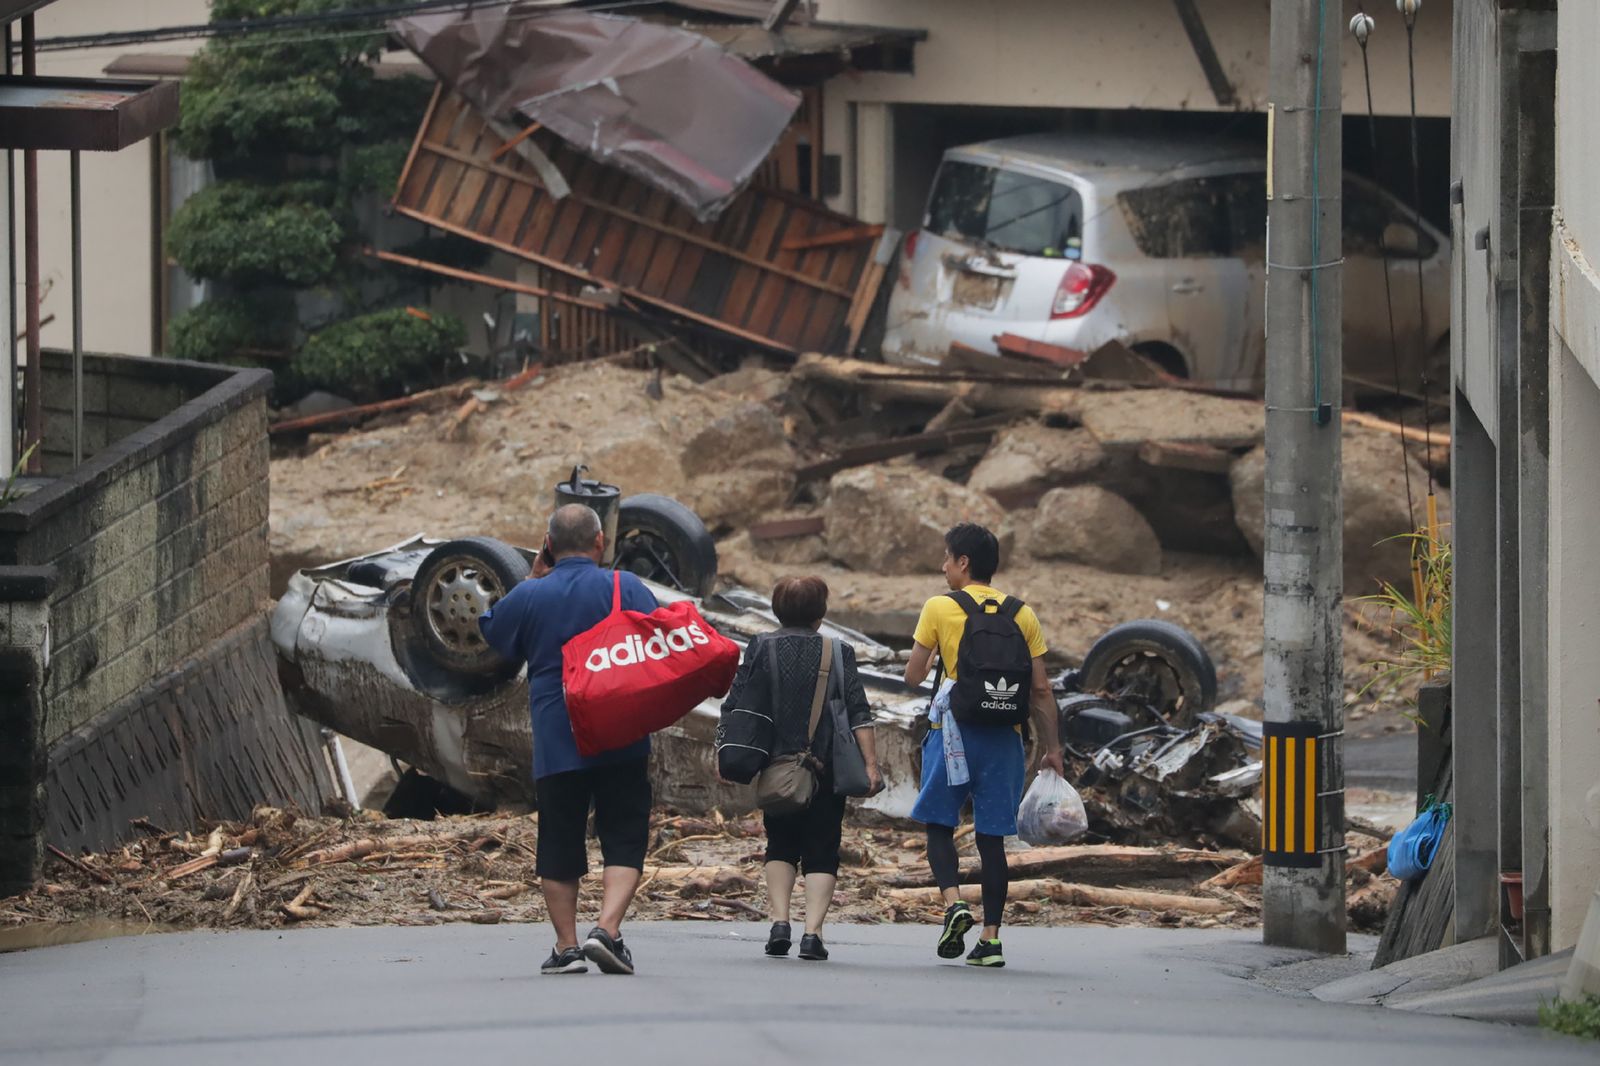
[946,591,1033,727]
[981,678,1019,710]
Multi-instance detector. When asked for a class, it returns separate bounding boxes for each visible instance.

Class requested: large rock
[1077,389,1265,450]
[1230,425,1438,592]
[824,464,1005,576]
[680,402,791,477]
[967,423,1107,508]
[1028,485,1163,575]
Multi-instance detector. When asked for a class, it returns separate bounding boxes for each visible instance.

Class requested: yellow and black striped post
[1262,721,1340,868]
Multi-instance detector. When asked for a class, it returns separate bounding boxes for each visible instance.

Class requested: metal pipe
[20,16,38,473]
[323,729,361,810]
[70,151,82,468]
[1262,0,1345,953]
[3,22,15,476]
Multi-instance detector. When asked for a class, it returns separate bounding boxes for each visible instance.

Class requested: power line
[31,0,642,54]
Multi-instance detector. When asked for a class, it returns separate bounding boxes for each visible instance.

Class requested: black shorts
[535,759,652,881]
[763,789,847,876]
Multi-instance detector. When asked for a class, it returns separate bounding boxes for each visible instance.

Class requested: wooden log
[1342,408,1452,447]
[793,353,1086,419]
[994,332,1090,368]
[885,845,1242,889]
[269,382,474,436]
[45,844,113,885]
[885,878,1232,915]
[1200,855,1262,890]
[1136,439,1236,475]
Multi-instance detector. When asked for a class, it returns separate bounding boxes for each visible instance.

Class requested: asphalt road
[2,923,1592,1066]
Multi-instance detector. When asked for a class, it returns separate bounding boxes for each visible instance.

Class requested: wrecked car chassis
[271,536,1252,828]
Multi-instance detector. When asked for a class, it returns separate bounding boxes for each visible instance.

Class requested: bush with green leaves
[296,308,465,402]
[167,180,344,287]
[1542,995,1600,1040]
[166,291,297,364]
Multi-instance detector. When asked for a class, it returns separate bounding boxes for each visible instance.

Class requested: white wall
[21,0,208,357]
[1548,0,1600,951]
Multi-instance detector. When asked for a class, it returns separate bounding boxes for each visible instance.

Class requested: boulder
[1230,425,1438,592]
[586,436,688,500]
[1028,485,1162,575]
[684,467,796,531]
[680,402,791,477]
[824,464,1005,576]
[967,423,1107,507]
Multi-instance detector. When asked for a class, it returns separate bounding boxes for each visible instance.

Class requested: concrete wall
[0,354,270,744]
[21,0,208,357]
[1548,0,1600,947]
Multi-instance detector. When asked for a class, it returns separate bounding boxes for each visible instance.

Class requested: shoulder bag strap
[830,638,846,700]
[611,570,623,613]
[765,637,780,716]
[805,636,833,744]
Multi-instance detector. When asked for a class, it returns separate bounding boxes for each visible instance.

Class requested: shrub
[1541,995,1600,1040]
[167,180,344,287]
[167,292,297,364]
[296,308,465,402]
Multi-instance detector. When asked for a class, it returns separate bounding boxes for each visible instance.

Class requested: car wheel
[613,494,718,597]
[407,536,529,680]
[1077,619,1218,727]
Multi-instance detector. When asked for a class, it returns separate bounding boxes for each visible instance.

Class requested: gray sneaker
[582,925,635,975]
[541,945,588,974]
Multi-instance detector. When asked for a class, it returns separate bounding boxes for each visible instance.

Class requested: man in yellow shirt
[903,523,1064,969]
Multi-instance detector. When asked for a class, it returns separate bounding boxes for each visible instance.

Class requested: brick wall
[0,354,332,879]
[2,353,271,744]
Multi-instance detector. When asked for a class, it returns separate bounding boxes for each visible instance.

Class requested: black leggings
[926,824,1008,929]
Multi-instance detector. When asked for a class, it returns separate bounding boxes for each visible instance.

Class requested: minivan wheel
[1131,342,1189,379]
[1077,619,1217,727]
[407,536,529,680]
[613,494,718,597]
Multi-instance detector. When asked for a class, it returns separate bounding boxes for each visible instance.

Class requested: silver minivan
[882,133,1450,393]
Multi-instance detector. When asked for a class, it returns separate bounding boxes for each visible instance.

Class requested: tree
[166,0,461,401]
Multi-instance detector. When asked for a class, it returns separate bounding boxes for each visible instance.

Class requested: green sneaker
[966,938,1005,968]
[937,900,975,959]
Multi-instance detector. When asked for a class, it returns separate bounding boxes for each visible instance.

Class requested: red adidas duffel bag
[563,571,740,757]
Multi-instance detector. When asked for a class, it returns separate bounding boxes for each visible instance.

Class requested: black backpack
[944,590,1033,727]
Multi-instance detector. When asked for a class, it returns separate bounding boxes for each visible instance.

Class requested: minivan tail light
[897,230,921,287]
[1051,262,1115,319]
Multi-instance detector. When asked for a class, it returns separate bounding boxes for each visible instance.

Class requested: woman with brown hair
[718,575,882,961]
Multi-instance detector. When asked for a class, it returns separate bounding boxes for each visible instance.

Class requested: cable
[1402,1,1436,494]
[1308,0,1330,424]
[33,0,652,53]
[1353,8,1417,531]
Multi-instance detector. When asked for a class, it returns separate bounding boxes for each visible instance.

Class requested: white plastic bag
[1016,769,1089,846]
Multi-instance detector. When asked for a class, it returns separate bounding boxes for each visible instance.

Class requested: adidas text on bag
[946,590,1033,728]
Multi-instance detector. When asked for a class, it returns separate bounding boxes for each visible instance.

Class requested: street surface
[1,922,1592,1065]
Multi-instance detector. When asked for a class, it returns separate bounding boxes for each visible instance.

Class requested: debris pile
[1,806,1398,941]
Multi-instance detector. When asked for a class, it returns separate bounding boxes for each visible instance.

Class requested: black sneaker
[540,945,588,974]
[766,921,792,957]
[936,900,975,959]
[582,925,635,975]
[966,938,1005,968]
[798,933,829,961]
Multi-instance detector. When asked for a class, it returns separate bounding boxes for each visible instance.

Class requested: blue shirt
[478,556,659,779]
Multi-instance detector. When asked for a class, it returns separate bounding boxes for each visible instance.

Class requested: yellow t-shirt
[912,584,1048,679]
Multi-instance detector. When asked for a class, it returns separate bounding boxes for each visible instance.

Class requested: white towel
[929,678,970,787]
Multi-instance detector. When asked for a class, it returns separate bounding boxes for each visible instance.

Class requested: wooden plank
[418,138,856,298]
[393,204,801,355]
[796,425,1000,482]
[995,331,1090,367]
[780,223,884,252]
[843,230,899,354]
[394,83,443,204]
[769,210,826,344]
[1342,408,1451,446]
[722,198,789,329]
[488,118,543,162]
[365,248,611,310]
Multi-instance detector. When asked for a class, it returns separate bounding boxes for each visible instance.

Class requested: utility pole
[1261,0,1345,952]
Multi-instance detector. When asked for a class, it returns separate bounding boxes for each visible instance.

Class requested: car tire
[613,494,718,597]
[407,536,529,681]
[1077,619,1218,727]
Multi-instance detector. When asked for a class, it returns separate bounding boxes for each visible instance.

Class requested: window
[1344,181,1437,260]
[1118,174,1262,259]
[925,161,1084,258]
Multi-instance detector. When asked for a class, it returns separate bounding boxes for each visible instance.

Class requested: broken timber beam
[796,425,1001,482]
[884,844,1242,889]
[1136,440,1236,475]
[1171,0,1238,108]
[781,224,884,252]
[1341,408,1452,447]
[793,353,1085,418]
[366,248,609,311]
[994,332,1089,368]
[269,382,475,436]
[886,879,1232,915]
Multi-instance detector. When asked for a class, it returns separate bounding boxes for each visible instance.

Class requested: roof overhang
[0,75,179,150]
[0,0,58,25]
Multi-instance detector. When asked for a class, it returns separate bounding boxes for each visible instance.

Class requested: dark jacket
[719,628,874,763]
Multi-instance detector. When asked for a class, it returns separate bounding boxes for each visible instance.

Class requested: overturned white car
[269,495,1245,825]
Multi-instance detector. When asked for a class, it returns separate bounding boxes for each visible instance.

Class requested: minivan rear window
[925,161,1084,258]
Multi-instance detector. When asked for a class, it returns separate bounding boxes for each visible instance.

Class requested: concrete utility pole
[1261,0,1345,952]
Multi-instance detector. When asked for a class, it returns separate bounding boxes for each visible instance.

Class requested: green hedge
[167,180,344,287]
[296,308,466,402]
[166,291,297,364]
